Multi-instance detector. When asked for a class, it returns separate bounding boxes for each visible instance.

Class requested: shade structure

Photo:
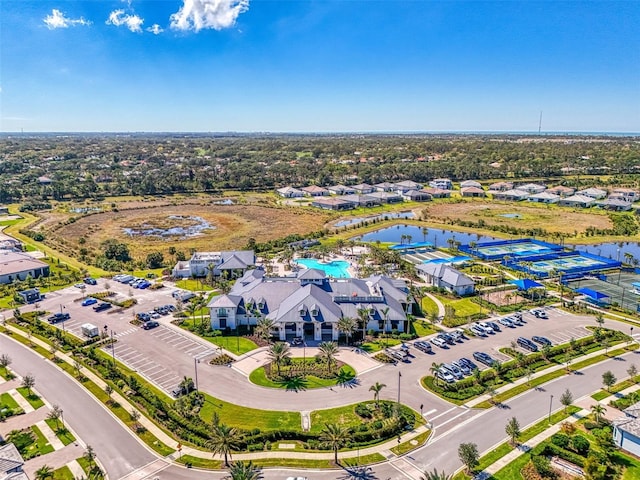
[575,287,609,300]
[509,278,544,291]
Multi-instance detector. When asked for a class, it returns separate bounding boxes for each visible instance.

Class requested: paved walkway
[66,459,86,479]
[422,291,445,318]
[36,419,65,450]
[23,443,85,478]
[0,407,49,436]
[9,388,34,413]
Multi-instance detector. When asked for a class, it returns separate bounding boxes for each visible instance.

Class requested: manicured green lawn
[52,466,75,480]
[249,363,356,389]
[175,279,215,291]
[45,418,76,446]
[16,387,45,409]
[0,369,14,380]
[491,452,529,480]
[442,297,482,317]
[360,337,402,352]
[421,296,439,316]
[0,392,20,410]
[76,457,104,479]
[25,425,54,459]
[390,430,431,455]
[176,455,223,469]
[412,320,439,337]
[199,392,301,431]
[177,318,258,355]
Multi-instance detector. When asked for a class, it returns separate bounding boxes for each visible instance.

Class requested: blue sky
[1,0,638,132]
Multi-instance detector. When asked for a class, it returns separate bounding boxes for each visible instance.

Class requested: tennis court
[402,249,453,265]
[567,276,640,312]
[460,238,563,261]
[528,254,611,274]
[505,251,620,278]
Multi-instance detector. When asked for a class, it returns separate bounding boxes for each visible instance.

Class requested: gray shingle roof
[0,444,24,475]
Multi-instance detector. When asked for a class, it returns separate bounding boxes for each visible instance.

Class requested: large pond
[356,225,497,247]
[123,215,215,238]
[334,211,415,228]
[574,242,640,262]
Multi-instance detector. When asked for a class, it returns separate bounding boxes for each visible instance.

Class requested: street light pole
[631,327,634,347]
[110,330,116,365]
[397,371,402,406]
[194,358,200,393]
[548,394,554,423]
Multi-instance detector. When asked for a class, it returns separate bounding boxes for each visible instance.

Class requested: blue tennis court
[460,238,563,261]
[505,251,620,278]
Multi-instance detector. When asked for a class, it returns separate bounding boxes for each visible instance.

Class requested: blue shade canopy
[575,287,609,300]
[389,242,434,250]
[509,279,544,291]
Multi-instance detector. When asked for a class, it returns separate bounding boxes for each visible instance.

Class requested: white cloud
[106,9,144,33]
[170,0,249,32]
[44,9,91,29]
[146,24,164,35]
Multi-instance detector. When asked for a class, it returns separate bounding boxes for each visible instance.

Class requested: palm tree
[178,376,194,395]
[317,341,339,371]
[591,404,606,423]
[228,460,263,480]
[369,382,386,407]
[420,469,452,480]
[35,465,53,480]
[208,423,241,467]
[430,362,442,387]
[356,307,371,341]
[337,317,357,346]
[255,318,276,343]
[319,423,351,464]
[267,342,291,376]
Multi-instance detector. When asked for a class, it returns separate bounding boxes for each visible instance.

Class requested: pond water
[334,211,415,228]
[574,241,640,262]
[356,225,497,247]
[123,215,215,238]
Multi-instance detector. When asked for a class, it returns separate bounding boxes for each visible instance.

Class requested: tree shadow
[276,376,308,392]
[336,369,358,387]
[338,465,378,480]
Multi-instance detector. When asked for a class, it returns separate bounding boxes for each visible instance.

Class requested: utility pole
[110,330,116,365]
[194,358,200,392]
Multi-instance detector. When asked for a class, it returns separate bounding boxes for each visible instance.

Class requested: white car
[286,477,308,480]
[477,322,495,335]
[431,337,448,348]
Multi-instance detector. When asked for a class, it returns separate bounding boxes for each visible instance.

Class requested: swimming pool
[296,259,351,278]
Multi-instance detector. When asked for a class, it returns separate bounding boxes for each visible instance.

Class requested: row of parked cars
[437,357,479,383]
[113,274,152,289]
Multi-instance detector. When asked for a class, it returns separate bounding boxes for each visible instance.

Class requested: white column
[314,323,321,341]
[279,325,286,341]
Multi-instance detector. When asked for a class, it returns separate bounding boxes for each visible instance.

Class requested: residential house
[492,189,530,201]
[311,197,355,211]
[374,182,396,192]
[172,251,256,278]
[301,185,330,197]
[614,400,640,456]
[0,443,28,480]
[416,263,475,295]
[527,192,560,204]
[546,185,575,197]
[611,188,639,202]
[207,269,414,340]
[37,176,53,185]
[488,181,514,192]
[597,198,633,211]
[339,194,382,208]
[367,191,403,204]
[276,187,304,198]
[421,187,451,198]
[576,187,607,200]
[351,183,375,194]
[327,185,356,195]
[517,183,546,194]
[402,190,432,202]
[0,251,50,285]
[558,194,596,208]
[460,186,485,198]
[429,178,453,190]
[394,180,423,193]
[460,180,482,189]
[17,288,42,304]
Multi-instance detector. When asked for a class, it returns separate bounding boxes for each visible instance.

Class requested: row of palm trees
[267,340,340,376]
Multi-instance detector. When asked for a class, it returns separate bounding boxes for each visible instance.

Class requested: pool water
[296,259,351,278]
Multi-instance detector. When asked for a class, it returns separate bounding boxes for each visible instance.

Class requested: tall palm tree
[267,342,291,376]
[356,307,371,341]
[420,469,452,480]
[591,404,606,423]
[255,318,276,343]
[228,460,263,480]
[317,341,339,371]
[430,362,442,387]
[369,382,386,407]
[208,423,241,467]
[319,423,351,464]
[337,317,357,346]
[35,465,53,480]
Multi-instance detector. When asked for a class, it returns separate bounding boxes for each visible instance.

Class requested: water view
[575,242,640,263]
[334,211,415,228]
[296,258,351,278]
[356,225,497,246]
[123,215,215,238]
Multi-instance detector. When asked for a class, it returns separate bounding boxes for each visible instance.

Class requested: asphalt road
[0,333,156,480]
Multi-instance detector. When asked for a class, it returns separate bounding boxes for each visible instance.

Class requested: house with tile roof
[614,400,640,456]
[207,269,414,341]
[0,443,28,480]
[416,263,475,296]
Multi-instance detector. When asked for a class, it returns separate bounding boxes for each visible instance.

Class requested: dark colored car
[532,335,552,346]
[47,312,70,323]
[83,277,97,285]
[517,337,539,352]
[93,302,112,312]
[473,351,496,367]
[487,322,501,332]
[142,320,159,330]
[459,357,478,371]
[438,333,455,345]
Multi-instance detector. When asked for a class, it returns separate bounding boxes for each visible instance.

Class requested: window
[218,308,228,317]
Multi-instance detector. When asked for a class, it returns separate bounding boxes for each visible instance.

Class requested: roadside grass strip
[51,466,75,480]
[45,418,76,446]
[16,387,45,409]
[76,457,105,480]
[28,425,55,457]
[452,406,581,480]
[591,374,640,400]
[249,364,357,389]
[390,430,431,456]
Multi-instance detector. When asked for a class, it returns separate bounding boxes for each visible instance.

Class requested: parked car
[470,324,487,337]
[509,315,524,326]
[438,333,455,345]
[74,283,85,289]
[486,321,501,332]
[459,357,478,371]
[437,368,455,383]
[137,312,151,322]
[443,363,464,380]
[498,317,515,328]
[530,308,548,319]
[477,322,495,335]
[93,302,112,312]
[452,360,471,376]
[290,337,304,346]
[512,311,523,320]
[431,337,448,348]
[473,351,496,367]
[142,320,159,330]
[47,312,70,323]
[83,277,97,285]
[517,336,539,352]
[450,329,465,342]
[81,297,98,306]
[532,335,552,346]
[414,341,433,354]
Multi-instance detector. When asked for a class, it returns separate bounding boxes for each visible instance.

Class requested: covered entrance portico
[278,320,338,342]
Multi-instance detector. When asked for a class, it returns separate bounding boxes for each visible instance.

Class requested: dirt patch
[43,202,331,260]
[483,290,526,306]
[422,201,612,234]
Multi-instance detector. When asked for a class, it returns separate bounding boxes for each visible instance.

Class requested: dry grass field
[43,200,331,260]
[421,200,613,234]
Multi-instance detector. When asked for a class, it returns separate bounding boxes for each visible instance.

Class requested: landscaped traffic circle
[249,357,357,389]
